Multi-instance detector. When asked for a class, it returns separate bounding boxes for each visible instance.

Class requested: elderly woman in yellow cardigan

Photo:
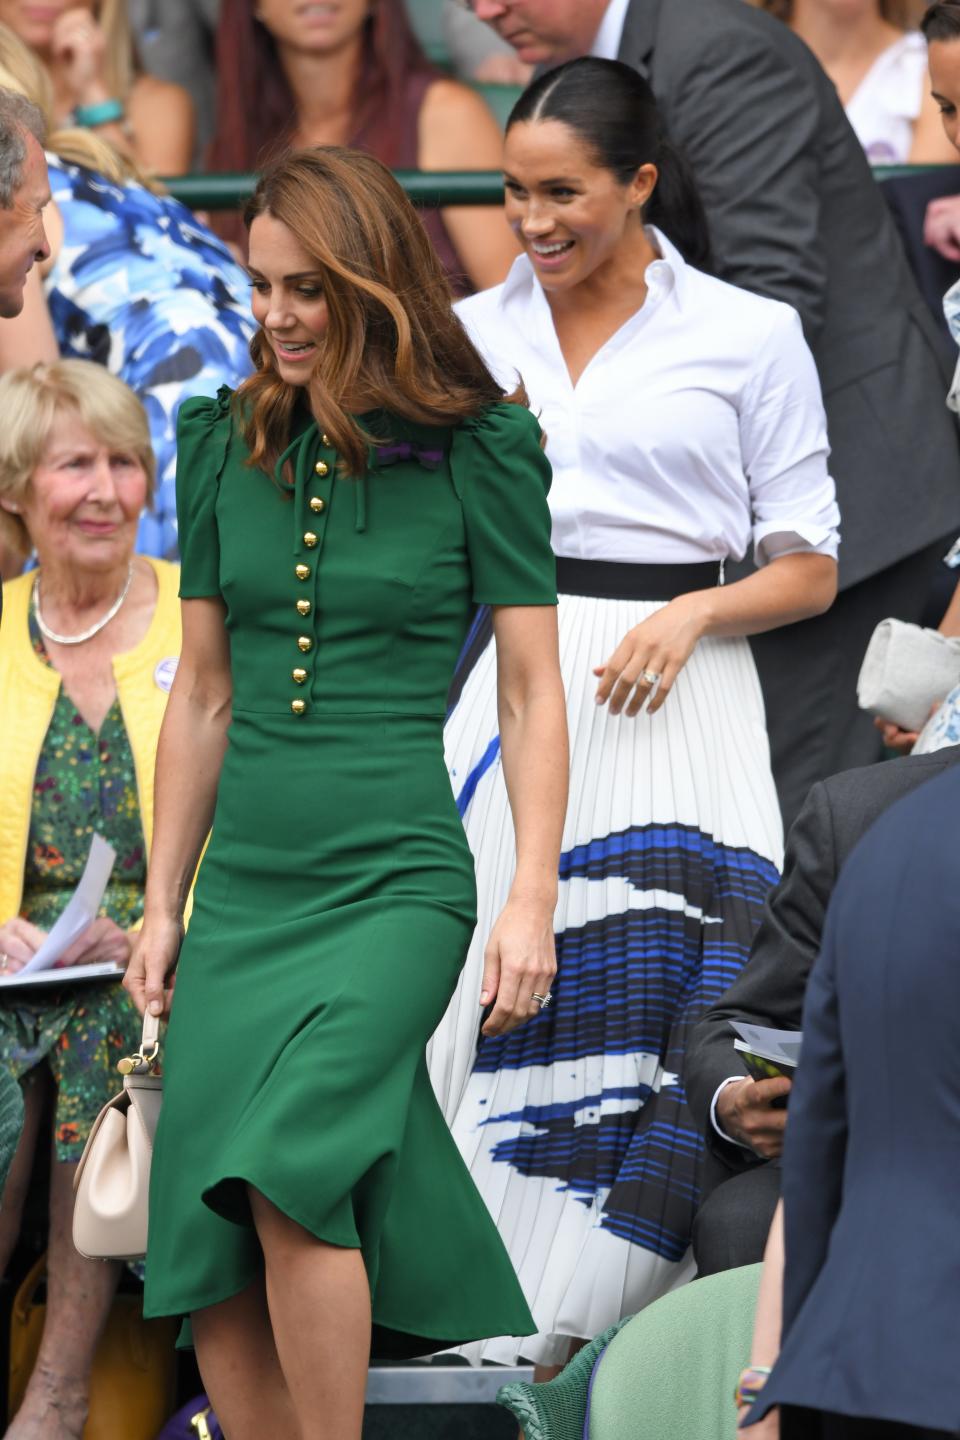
[0,360,180,1440]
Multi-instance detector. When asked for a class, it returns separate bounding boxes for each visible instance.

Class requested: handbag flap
[73,1088,130,1194]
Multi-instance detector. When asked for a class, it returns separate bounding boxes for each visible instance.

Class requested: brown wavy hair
[237,147,522,480]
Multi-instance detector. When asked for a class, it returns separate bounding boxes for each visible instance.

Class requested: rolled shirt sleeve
[740,306,841,567]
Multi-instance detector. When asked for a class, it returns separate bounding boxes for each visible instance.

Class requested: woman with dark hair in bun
[429,56,840,1374]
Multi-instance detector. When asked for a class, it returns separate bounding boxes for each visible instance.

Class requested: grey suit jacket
[685,744,960,1188]
[618,0,960,588]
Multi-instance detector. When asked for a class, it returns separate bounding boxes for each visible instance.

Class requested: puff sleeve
[174,389,232,599]
[450,402,558,607]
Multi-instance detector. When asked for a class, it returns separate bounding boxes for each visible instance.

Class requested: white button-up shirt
[455,229,840,568]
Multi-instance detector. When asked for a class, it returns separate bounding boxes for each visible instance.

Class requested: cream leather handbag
[73,1011,162,1262]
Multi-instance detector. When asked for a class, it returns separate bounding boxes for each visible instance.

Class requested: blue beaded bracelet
[74,98,125,128]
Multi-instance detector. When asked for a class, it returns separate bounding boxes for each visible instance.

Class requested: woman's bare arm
[124,595,231,1015]
[596,552,838,716]
[418,79,520,291]
[480,604,568,1037]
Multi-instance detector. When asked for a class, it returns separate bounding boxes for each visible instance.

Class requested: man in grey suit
[684,742,960,1276]
[470,0,960,827]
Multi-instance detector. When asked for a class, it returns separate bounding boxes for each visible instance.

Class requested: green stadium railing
[166,170,506,211]
[165,163,955,213]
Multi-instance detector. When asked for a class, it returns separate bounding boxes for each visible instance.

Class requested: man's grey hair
[0,88,46,211]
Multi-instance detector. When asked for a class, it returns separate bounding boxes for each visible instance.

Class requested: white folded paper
[16,834,117,977]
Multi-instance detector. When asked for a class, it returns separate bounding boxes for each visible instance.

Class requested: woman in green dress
[124,146,568,1440]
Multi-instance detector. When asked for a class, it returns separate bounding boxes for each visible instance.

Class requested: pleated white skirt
[428,594,784,1366]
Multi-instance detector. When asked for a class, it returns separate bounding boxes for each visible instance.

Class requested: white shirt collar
[500,226,684,315]
[590,0,631,60]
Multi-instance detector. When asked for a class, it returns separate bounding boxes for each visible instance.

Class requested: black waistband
[555,557,724,601]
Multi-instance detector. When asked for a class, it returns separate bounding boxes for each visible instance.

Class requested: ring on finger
[532,991,552,1009]
[640,669,661,686]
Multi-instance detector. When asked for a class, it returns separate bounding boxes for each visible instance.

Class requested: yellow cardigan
[0,558,182,923]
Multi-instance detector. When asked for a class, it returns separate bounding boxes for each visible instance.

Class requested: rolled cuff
[753,513,840,568]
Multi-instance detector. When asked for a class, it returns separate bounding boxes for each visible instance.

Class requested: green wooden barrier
[165,163,958,213]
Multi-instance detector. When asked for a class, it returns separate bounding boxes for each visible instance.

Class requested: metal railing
[166,164,955,213]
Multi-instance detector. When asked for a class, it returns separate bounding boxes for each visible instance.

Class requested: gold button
[295,563,310,581]
[303,531,318,548]
[292,667,308,684]
[309,496,326,514]
[321,433,331,447]
[314,460,329,477]
[291,698,306,716]
[297,636,312,653]
[296,599,311,616]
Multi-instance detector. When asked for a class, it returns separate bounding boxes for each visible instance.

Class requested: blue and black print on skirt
[427,593,783,1366]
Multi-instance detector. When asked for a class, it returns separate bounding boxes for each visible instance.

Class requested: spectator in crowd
[430,57,838,1377]
[0,84,48,319]
[754,0,955,164]
[209,0,518,292]
[442,0,532,82]
[740,766,960,1439]
[129,0,218,161]
[0,361,180,1440]
[0,24,255,562]
[0,0,194,175]
[685,741,960,1276]
[468,0,960,832]
[0,82,50,1190]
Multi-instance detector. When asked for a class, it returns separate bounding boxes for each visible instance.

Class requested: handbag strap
[118,1009,161,1077]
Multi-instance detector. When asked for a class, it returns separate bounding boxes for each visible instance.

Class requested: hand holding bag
[857,618,960,733]
[73,1010,162,1262]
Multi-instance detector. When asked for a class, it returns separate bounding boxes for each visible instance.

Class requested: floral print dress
[0,618,146,1162]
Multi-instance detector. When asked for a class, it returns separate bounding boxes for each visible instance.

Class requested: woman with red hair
[210,0,517,292]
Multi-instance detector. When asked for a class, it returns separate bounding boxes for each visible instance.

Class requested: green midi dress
[144,389,556,1354]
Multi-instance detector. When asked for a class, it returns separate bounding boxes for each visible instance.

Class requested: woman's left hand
[480,895,556,1038]
[594,592,708,717]
[56,917,132,970]
[51,7,110,107]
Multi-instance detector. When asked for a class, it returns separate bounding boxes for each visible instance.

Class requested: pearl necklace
[33,562,135,646]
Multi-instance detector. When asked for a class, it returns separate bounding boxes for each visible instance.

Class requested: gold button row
[292,444,331,716]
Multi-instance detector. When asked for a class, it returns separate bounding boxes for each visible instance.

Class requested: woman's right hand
[124,913,183,1020]
[0,917,47,975]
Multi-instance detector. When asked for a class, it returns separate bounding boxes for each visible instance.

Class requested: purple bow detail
[374,441,444,471]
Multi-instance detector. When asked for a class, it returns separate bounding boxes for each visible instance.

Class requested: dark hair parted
[922,0,960,41]
[237,147,522,480]
[507,58,712,271]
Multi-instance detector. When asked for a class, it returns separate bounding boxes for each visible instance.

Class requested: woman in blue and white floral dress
[0,136,254,560]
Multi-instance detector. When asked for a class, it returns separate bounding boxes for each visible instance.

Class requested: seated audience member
[0,25,255,562]
[0,361,180,1440]
[755,0,955,163]
[441,0,532,82]
[684,743,960,1277]
[128,0,218,158]
[740,767,960,1440]
[209,0,518,292]
[0,0,194,175]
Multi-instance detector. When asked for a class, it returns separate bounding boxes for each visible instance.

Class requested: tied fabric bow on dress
[274,424,445,535]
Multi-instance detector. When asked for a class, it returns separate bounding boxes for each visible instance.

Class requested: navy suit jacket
[750,765,960,1432]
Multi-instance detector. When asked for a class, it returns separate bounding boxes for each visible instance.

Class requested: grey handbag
[72,1011,161,1262]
